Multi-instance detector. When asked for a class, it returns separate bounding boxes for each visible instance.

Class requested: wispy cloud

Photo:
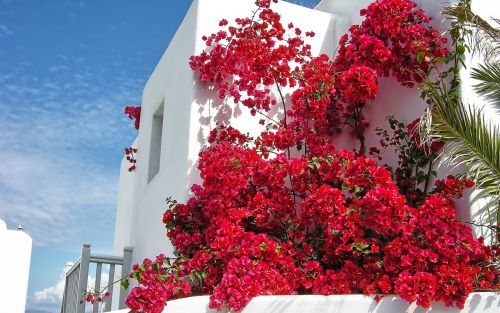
[0,55,144,247]
[0,151,117,245]
[0,24,13,36]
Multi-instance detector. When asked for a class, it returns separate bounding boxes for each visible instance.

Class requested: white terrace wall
[111,293,500,313]
[0,219,32,313]
[113,0,499,268]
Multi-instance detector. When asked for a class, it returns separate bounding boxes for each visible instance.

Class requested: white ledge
[110,292,499,313]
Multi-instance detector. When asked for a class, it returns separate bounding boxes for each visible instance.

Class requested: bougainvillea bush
[122,0,499,312]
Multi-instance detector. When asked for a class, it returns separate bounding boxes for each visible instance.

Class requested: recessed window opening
[148,102,164,183]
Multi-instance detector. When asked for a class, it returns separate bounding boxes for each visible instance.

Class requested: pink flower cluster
[126,255,191,312]
[80,291,109,305]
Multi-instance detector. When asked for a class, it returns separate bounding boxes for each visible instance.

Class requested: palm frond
[422,82,500,199]
[442,2,500,37]
[470,63,500,102]
[470,190,500,244]
[443,2,500,62]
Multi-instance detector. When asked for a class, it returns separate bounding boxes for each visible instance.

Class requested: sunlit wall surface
[0,219,32,313]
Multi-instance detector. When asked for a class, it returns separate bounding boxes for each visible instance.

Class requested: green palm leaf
[471,63,500,102]
[422,82,500,198]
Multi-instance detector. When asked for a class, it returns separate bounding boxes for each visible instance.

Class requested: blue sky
[0,0,319,312]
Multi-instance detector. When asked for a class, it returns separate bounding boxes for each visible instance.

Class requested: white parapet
[108,293,500,313]
[0,218,32,313]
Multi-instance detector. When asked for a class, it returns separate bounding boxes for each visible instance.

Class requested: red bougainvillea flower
[124,106,141,130]
[123,1,497,313]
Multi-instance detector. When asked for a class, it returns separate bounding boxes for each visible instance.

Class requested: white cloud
[0,24,13,36]
[34,266,68,304]
[32,263,110,312]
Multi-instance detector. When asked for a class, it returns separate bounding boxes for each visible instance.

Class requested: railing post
[93,262,102,313]
[60,274,69,313]
[119,246,133,309]
[76,243,91,313]
[103,264,115,312]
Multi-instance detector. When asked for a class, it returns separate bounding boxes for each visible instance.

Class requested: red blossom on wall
[123,106,141,171]
[124,106,141,130]
[122,1,498,312]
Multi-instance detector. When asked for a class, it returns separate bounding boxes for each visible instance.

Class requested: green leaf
[353,242,370,253]
[133,271,142,281]
[308,157,322,170]
[456,44,466,54]
[471,63,500,103]
[120,279,129,290]
[189,271,196,282]
[325,154,334,164]
[444,53,455,63]
[346,208,358,215]
[434,56,445,63]
[159,274,168,281]
[416,51,425,63]
[201,272,208,280]
[164,258,171,267]
[196,272,203,280]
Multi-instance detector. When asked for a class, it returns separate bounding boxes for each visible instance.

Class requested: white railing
[60,244,133,313]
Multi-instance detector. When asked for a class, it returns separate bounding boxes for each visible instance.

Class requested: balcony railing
[60,244,133,313]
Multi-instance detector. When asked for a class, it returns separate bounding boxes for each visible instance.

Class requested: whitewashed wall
[0,218,32,313]
[113,0,346,268]
[113,0,499,272]
[109,293,499,313]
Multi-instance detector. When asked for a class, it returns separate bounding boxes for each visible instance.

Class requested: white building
[112,0,499,269]
[106,0,499,312]
[0,218,32,313]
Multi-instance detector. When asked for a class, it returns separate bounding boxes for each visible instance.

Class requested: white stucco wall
[109,293,500,313]
[0,218,32,313]
[113,0,349,267]
[113,0,499,271]
[113,139,138,257]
